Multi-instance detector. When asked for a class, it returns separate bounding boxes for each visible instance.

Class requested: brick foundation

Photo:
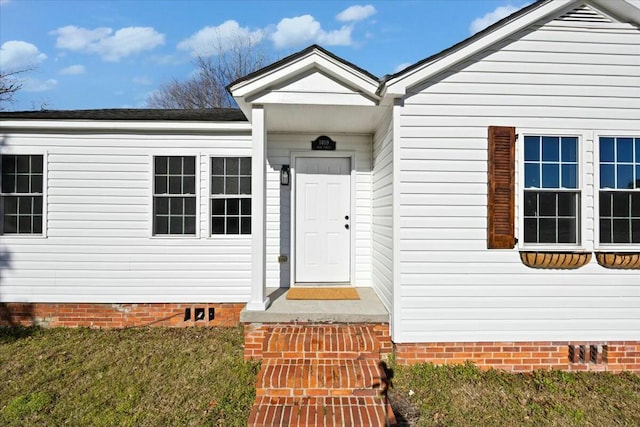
[394,341,640,373]
[0,302,243,328]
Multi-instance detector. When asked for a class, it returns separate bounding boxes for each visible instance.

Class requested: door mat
[286,287,360,300]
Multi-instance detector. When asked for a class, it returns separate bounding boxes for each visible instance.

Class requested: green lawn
[0,327,258,427]
[2,327,639,427]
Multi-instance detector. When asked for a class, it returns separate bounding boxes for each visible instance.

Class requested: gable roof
[0,108,247,121]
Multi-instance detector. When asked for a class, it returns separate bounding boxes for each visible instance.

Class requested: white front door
[295,157,351,283]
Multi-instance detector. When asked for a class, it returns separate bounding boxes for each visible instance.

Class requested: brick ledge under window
[595,252,640,269]
[519,251,591,269]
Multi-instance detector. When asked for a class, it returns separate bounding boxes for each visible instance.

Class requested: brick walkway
[246,324,396,427]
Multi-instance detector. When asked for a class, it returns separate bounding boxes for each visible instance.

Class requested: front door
[295,157,351,283]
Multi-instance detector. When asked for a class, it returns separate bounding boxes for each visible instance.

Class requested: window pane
[4,215,17,233]
[211,199,225,215]
[524,218,538,243]
[613,219,630,243]
[170,216,183,234]
[155,156,167,174]
[185,197,196,215]
[633,219,640,243]
[211,217,225,234]
[240,177,251,194]
[155,197,169,215]
[31,156,43,174]
[169,176,181,194]
[558,218,577,243]
[16,175,29,193]
[31,175,43,193]
[539,218,557,243]
[558,193,576,217]
[227,158,239,175]
[184,216,196,234]
[227,198,239,215]
[542,136,559,162]
[33,197,43,215]
[524,136,539,161]
[212,158,224,175]
[613,192,629,217]
[155,176,167,194]
[240,157,252,175]
[524,163,540,188]
[1,176,14,193]
[225,177,238,194]
[155,215,169,235]
[211,177,224,194]
[600,164,615,188]
[170,198,183,215]
[561,164,577,188]
[600,219,612,243]
[33,216,43,234]
[241,217,251,234]
[561,137,577,162]
[524,192,537,216]
[183,157,195,175]
[617,165,634,189]
[183,176,195,194]
[632,193,640,216]
[600,137,615,162]
[542,164,559,188]
[226,217,239,234]
[636,139,640,162]
[16,156,29,173]
[539,192,556,216]
[169,157,182,174]
[636,166,640,189]
[19,197,31,214]
[241,198,251,215]
[600,192,612,217]
[4,196,17,213]
[18,216,31,233]
[2,156,15,173]
[617,138,633,162]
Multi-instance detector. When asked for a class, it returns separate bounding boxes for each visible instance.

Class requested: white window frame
[149,152,200,239]
[517,129,588,251]
[594,130,640,251]
[0,149,48,239]
[208,156,252,237]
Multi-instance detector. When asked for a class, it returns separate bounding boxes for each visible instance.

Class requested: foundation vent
[568,344,607,364]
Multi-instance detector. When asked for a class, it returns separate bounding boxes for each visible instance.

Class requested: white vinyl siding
[0,130,253,303]
[265,133,372,288]
[395,13,640,343]
[372,112,394,311]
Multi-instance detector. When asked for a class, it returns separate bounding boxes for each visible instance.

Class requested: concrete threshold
[240,287,389,323]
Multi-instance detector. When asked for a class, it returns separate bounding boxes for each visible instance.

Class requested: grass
[389,360,640,426]
[0,326,258,427]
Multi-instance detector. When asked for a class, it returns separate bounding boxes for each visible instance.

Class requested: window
[599,136,640,244]
[210,157,251,235]
[1,155,44,235]
[523,136,580,244]
[153,156,196,235]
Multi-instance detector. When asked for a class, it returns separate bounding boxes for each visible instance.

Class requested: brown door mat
[286,287,360,300]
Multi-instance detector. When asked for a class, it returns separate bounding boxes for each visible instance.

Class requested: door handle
[345,215,349,220]
[345,224,349,230]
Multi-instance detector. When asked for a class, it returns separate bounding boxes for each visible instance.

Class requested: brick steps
[246,324,396,427]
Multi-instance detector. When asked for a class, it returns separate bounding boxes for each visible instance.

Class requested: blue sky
[0,0,527,111]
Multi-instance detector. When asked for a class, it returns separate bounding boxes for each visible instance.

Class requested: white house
[1,0,639,371]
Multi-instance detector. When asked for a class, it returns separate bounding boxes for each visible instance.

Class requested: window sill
[594,252,640,270]
[519,251,591,269]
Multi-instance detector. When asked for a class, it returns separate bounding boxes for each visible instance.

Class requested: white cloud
[23,78,58,92]
[469,5,520,34]
[60,64,85,75]
[393,62,412,73]
[0,40,47,70]
[50,25,164,61]
[0,0,11,6]
[336,5,376,22]
[272,15,352,49]
[178,20,264,56]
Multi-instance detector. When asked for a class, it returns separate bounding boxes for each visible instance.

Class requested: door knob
[345,224,349,230]
[345,215,349,220]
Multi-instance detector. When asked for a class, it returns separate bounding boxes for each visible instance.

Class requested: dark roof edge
[0,108,248,121]
[378,0,549,93]
[226,44,379,93]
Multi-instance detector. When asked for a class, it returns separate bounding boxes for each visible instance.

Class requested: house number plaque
[311,135,336,150]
